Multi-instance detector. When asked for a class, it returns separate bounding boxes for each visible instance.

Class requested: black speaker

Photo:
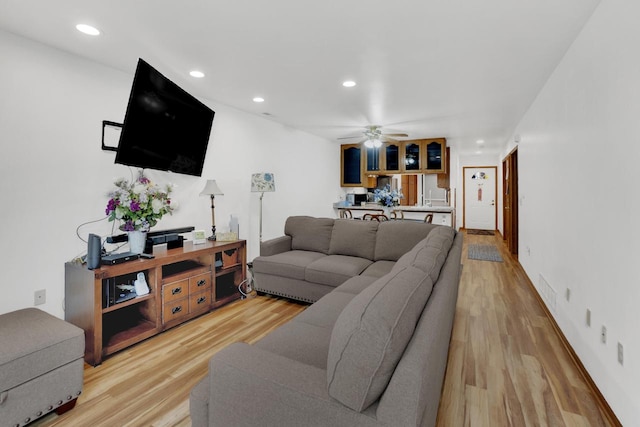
[87,233,101,270]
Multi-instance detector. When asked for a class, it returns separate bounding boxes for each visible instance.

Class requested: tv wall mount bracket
[102,120,122,152]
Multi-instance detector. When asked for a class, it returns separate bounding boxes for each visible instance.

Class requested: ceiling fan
[337,125,408,148]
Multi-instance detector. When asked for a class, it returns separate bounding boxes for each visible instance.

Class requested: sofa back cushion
[326,226,455,412]
[374,221,437,261]
[393,226,455,282]
[329,219,379,260]
[285,216,335,254]
[326,266,434,412]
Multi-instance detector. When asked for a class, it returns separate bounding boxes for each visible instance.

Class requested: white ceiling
[0,0,600,154]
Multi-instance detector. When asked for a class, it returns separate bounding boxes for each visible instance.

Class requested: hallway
[436,231,616,426]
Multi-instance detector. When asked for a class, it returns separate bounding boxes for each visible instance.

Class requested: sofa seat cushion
[255,321,333,369]
[361,260,396,278]
[285,216,335,254]
[374,221,436,261]
[329,219,379,260]
[294,292,356,329]
[327,266,436,412]
[305,255,373,287]
[253,250,326,280]
[0,308,84,391]
[334,275,379,295]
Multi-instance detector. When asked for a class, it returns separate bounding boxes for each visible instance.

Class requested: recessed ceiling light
[253,97,265,103]
[342,80,356,88]
[476,139,485,144]
[76,24,100,36]
[189,70,205,78]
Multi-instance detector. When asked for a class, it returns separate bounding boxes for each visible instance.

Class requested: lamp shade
[200,179,224,196]
[251,173,275,192]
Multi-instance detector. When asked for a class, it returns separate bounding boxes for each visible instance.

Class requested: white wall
[0,30,340,318]
[505,0,640,423]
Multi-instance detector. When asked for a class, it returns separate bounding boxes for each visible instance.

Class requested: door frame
[502,148,519,255]
[462,166,498,230]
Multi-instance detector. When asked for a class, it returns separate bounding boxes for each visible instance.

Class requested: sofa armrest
[208,343,378,427]
[259,235,292,256]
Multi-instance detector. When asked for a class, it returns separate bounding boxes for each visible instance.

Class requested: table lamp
[200,180,224,240]
[251,173,275,242]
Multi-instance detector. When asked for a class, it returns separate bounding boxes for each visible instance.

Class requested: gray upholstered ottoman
[0,308,84,426]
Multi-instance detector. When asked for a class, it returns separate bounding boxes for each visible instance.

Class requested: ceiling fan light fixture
[364,139,374,148]
[373,139,382,148]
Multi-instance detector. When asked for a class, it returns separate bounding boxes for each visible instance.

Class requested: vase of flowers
[373,184,403,208]
[105,171,173,253]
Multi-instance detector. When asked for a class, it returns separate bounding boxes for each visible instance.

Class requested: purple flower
[130,201,141,212]
[122,220,135,231]
[105,198,119,215]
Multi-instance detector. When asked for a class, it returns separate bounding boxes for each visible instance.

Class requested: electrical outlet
[601,325,607,344]
[586,309,591,327]
[34,289,46,306]
[618,342,624,365]
[565,288,571,302]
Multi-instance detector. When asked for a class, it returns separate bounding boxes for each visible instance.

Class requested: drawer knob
[197,296,207,304]
[197,279,207,287]
[171,306,182,314]
[172,287,182,295]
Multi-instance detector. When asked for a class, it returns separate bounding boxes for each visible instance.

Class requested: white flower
[133,183,146,195]
[151,198,164,214]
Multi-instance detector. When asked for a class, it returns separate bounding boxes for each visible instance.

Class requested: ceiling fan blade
[382,136,399,143]
[337,135,364,140]
[382,133,409,137]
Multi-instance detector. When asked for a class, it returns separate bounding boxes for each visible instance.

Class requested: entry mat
[468,244,503,262]
[467,229,495,235]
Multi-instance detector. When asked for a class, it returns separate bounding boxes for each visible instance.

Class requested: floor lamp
[251,173,275,242]
[200,180,224,240]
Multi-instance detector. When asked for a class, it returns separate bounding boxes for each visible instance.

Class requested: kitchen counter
[395,205,454,213]
[333,204,455,227]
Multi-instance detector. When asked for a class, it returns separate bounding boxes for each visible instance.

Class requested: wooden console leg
[55,398,78,415]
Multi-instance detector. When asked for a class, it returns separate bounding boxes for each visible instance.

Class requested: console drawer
[189,272,211,294]
[190,290,210,314]
[163,279,188,303]
[163,298,188,322]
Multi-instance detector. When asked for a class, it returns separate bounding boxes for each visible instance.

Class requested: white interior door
[464,167,497,230]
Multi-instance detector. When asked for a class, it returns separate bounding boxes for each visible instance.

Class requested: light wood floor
[34,231,615,426]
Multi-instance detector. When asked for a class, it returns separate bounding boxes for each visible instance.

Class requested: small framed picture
[193,229,206,245]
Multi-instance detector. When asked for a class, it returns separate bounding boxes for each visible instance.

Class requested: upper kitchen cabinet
[341,144,363,187]
[364,146,381,174]
[425,139,446,173]
[403,141,422,172]
[401,138,446,174]
[381,142,401,173]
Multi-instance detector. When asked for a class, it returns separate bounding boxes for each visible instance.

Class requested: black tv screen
[115,59,214,177]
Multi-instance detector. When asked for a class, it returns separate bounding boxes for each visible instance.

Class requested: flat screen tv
[115,59,215,177]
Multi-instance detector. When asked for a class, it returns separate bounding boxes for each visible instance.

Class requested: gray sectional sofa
[190,216,463,427]
[252,216,445,303]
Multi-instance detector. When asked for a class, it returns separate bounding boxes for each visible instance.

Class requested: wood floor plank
[33,231,616,426]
